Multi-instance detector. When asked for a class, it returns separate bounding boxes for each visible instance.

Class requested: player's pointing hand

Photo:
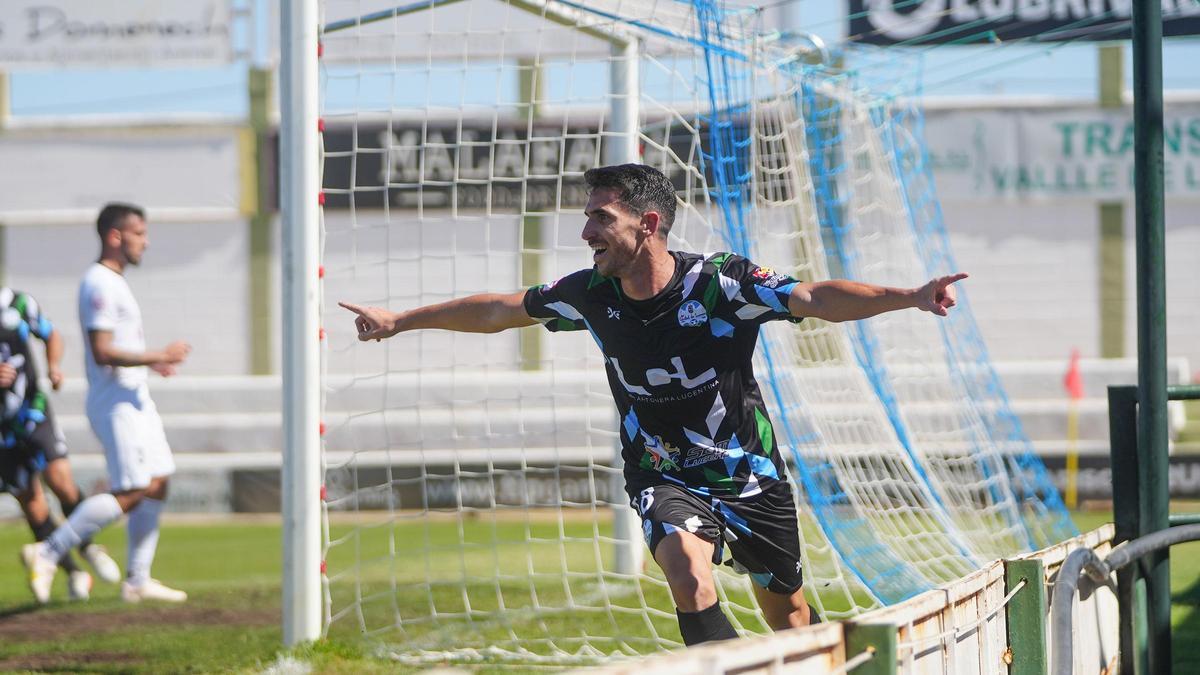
[915,273,968,317]
[339,302,400,341]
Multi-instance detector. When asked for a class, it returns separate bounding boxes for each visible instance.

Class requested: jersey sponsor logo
[645,435,681,472]
[676,300,708,327]
[752,266,787,288]
[645,356,716,390]
[606,307,621,320]
[682,440,733,468]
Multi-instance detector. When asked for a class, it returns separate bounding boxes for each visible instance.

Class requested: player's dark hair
[584,164,677,238]
[96,202,145,239]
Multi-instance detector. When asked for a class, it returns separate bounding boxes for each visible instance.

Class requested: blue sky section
[7,1,1200,118]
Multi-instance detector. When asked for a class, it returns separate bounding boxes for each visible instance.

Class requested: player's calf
[677,601,738,645]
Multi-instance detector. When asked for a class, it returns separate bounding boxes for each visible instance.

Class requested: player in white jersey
[21,203,191,604]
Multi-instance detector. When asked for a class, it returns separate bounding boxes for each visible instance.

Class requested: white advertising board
[0,127,244,225]
[926,104,1200,202]
[0,0,232,69]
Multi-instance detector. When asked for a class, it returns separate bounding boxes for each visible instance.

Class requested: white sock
[45,493,123,561]
[126,498,164,585]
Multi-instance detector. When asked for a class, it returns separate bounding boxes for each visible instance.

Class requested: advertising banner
[848,0,1200,45]
[925,104,1200,201]
[0,0,232,68]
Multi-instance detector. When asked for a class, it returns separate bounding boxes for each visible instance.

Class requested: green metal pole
[1132,2,1170,673]
[1005,559,1048,675]
[248,67,274,375]
[1098,45,1125,359]
[1108,384,1141,675]
[844,623,897,675]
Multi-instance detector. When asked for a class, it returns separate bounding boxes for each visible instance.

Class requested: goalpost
[278,0,1076,662]
[280,0,322,646]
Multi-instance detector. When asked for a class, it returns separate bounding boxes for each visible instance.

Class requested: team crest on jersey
[677,300,708,327]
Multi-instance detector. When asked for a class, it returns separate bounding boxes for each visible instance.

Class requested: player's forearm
[93,347,168,368]
[397,293,535,334]
[45,331,64,372]
[792,280,917,323]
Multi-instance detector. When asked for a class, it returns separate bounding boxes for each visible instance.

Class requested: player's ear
[641,211,661,238]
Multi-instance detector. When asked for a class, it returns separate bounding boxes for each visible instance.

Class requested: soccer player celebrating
[340,164,967,644]
[22,203,191,604]
[0,287,121,602]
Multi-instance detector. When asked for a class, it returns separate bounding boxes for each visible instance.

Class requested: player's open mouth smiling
[591,246,607,263]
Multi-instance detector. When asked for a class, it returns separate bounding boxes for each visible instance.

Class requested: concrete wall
[941,198,1200,369]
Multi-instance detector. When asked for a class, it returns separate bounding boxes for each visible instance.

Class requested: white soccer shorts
[89,395,175,491]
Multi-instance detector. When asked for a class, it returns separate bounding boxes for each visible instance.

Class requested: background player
[21,203,191,603]
[0,287,120,602]
[340,164,967,645]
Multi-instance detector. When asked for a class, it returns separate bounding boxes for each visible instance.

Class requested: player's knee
[147,476,169,500]
[112,488,147,512]
[657,556,716,609]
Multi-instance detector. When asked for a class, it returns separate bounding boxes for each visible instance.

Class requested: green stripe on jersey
[755,408,774,456]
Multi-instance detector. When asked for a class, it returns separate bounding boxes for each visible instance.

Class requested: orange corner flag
[1064,348,1084,400]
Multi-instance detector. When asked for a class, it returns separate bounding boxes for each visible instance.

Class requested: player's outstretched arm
[89,330,190,371]
[340,290,536,342]
[44,328,65,390]
[787,273,968,323]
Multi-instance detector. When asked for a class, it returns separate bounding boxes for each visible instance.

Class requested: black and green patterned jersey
[0,288,55,448]
[524,251,802,500]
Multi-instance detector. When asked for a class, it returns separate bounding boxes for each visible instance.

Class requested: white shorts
[88,393,175,491]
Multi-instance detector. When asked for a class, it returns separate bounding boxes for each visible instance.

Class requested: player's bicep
[88,329,116,365]
[522,272,590,332]
[492,291,538,330]
[721,255,803,325]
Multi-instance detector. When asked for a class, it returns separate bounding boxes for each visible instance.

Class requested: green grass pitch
[0,511,1195,673]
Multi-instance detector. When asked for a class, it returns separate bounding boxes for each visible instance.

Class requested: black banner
[848,1,1200,46]
[320,119,726,212]
[322,122,604,211]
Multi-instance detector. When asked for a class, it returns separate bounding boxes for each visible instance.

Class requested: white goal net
[310,0,1074,665]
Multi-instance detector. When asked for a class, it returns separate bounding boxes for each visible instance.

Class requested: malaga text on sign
[321,120,713,212]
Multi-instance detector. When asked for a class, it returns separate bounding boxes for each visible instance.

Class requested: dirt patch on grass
[0,650,142,671]
[0,604,278,643]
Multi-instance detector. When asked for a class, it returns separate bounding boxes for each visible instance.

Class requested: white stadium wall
[941,197,1200,368]
[926,100,1200,370]
[0,121,254,376]
[0,100,1197,515]
[5,219,252,377]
